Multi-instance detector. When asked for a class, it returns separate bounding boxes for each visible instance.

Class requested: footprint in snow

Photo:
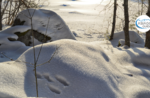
[43,74,53,82]
[123,73,133,77]
[48,84,61,94]
[36,72,43,79]
[36,72,69,94]
[55,75,70,86]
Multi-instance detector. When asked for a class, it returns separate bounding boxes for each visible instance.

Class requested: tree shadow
[123,48,150,83]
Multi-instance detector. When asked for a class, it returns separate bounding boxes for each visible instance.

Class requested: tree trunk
[145,0,150,49]
[123,0,130,47]
[141,0,143,15]
[109,0,117,40]
[0,0,2,30]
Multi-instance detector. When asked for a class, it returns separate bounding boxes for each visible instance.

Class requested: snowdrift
[0,39,149,97]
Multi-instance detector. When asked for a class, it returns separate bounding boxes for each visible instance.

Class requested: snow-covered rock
[111,31,144,47]
[12,9,76,43]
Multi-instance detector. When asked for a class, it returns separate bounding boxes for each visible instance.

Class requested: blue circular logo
[135,15,150,32]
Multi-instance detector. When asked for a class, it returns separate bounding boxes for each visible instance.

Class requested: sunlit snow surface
[0,0,150,98]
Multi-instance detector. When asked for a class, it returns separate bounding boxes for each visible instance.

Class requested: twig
[1,52,13,61]
[37,45,60,66]
[19,0,40,97]
[15,60,34,66]
[1,52,34,66]
[35,17,51,64]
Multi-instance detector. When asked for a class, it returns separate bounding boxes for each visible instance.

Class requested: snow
[0,0,150,98]
[1,39,150,97]
[0,26,30,62]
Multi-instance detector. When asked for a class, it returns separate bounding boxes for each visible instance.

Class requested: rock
[12,18,25,26]
[14,29,51,46]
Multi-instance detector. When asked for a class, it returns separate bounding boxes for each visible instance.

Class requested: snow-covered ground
[0,0,150,98]
[42,0,112,42]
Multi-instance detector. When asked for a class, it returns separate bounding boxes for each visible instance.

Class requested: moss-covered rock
[14,29,51,46]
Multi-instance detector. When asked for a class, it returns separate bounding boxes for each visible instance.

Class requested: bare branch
[37,45,60,67]
[1,52,13,61]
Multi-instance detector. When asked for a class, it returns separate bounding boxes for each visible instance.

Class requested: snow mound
[13,9,76,41]
[0,26,30,62]
[14,39,150,97]
[111,31,144,47]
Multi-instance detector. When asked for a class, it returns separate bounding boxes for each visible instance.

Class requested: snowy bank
[0,39,150,97]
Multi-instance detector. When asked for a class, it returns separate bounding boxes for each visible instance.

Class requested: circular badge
[135,15,150,32]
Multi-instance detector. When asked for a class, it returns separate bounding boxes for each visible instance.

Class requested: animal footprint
[0,56,4,58]
[48,85,61,94]
[35,72,70,94]
[127,74,133,77]
[55,75,69,86]
[43,74,53,82]
[124,73,133,77]
[36,72,42,79]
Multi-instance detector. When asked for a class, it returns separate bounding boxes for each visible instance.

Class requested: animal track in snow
[36,72,53,82]
[36,72,70,94]
[43,74,53,82]
[55,75,69,86]
[48,84,61,94]
[0,56,4,58]
[36,72,42,79]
